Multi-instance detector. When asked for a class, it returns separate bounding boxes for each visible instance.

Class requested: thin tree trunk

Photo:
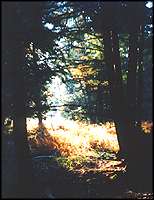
[137,24,144,126]
[96,83,103,122]
[96,67,104,122]
[38,112,43,127]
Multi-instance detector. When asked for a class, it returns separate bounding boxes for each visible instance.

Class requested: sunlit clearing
[27,118,119,156]
[27,118,38,130]
[27,119,153,157]
[27,119,152,175]
[27,119,125,175]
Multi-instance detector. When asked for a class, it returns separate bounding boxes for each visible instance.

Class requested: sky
[146,1,153,8]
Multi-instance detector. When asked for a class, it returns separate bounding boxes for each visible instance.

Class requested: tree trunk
[127,31,138,123]
[126,30,147,190]
[96,83,103,122]
[125,30,141,160]
[13,117,34,197]
[13,44,36,198]
[103,26,145,192]
[103,30,129,158]
[137,24,144,126]
[38,113,43,127]
[102,2,149,190]
[111,31,130,154]
[96,67,104,122]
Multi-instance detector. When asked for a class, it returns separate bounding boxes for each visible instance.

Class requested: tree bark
[13,43,36,198]
[111,31,131,157]
[127,31,138,123]
[103,30,130,158]
[125,30,141,160]
[102,2,150,191]
[137,24,144,126]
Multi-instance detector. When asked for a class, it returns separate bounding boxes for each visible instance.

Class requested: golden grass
[27,120,153,157]
[28,121,119,156]
[27,120,152,175]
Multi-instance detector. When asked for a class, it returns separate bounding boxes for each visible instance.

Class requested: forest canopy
[2,1,153,198]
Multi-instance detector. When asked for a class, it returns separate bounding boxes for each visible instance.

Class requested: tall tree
[136,2,146,125]
[2,2,52,197]
[2,3,32,197]
[25,42,53,127]
[102,2,152,190]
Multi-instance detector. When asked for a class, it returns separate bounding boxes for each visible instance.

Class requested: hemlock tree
[2,2,56,197]
[25,43,54,127]
[2,3,34,196]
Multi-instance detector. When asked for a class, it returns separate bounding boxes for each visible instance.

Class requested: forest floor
[2,120,153,199]
[32,154,153,199]
[2,134,153,199]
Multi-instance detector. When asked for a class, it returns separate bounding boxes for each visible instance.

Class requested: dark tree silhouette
[2,2,50,197]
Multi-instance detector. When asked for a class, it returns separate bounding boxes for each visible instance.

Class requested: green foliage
[3,1,152,126]
[54,149,117,171]
[56,157,74,170]
[55,156,87,171]
[99,150,117,160]
[2,2,70,123]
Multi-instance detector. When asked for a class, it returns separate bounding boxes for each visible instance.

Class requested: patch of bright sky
[44,23,54,30]
[57,2,64,6]
[86,16,92,22]
[44,22,61,33]
[56,38,65,48]
[73,41,79,46]
[146,1,153,8]
[66,18,74,28]
[44,15,75,32]
[46,76,69,114]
